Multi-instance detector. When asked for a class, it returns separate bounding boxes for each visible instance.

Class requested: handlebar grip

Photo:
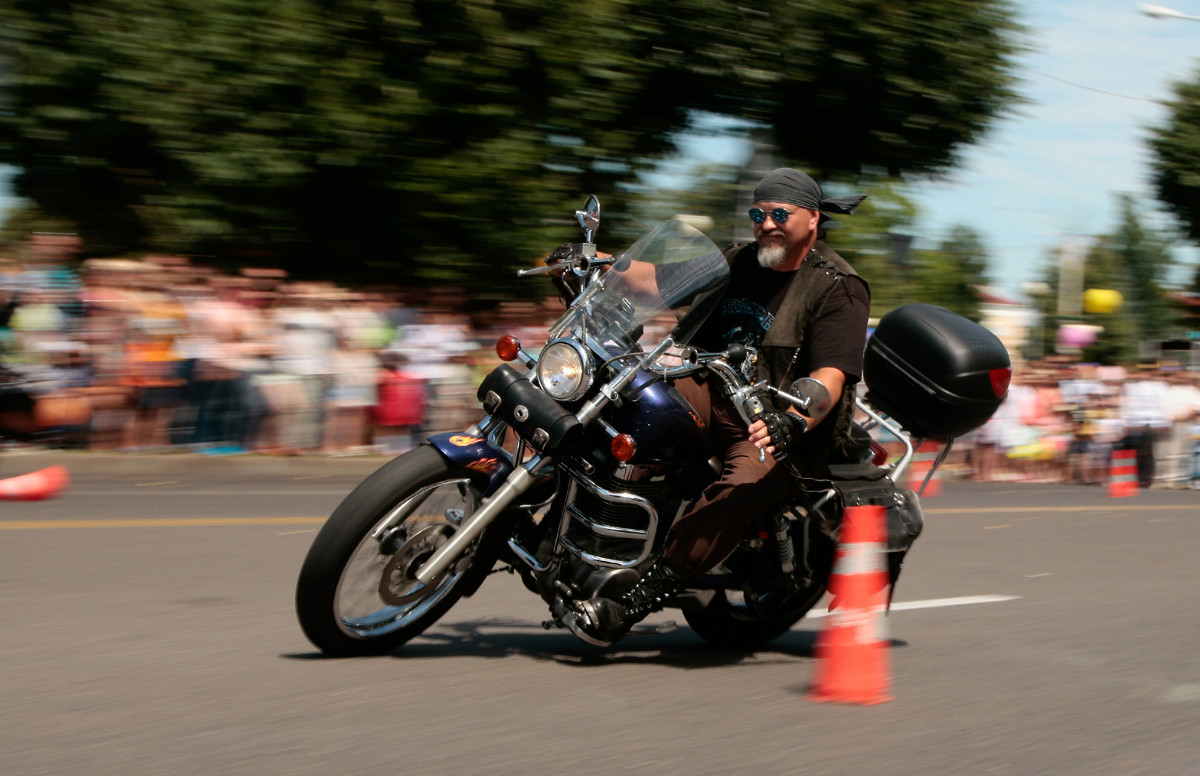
[517,265,557,277]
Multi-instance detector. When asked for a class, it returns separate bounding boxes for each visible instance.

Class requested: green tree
[1149,65,1200,246]
[1075,238,1141,365]
[1021,273,1056,363]
[0,203,77,251]
[910,225,990,321]
[820,176,919,316]
[1104,194,1176,342]
[622,161,747,246]
[1075,194,1179,363]
[1020,195,1176,366]
[0,0,1025,297]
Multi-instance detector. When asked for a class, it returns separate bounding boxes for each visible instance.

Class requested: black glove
[547,243,584,267]
[546,243,585,301]
[762,411,808,461]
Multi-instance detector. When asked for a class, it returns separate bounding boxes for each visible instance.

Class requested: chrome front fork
[414,454,546,585]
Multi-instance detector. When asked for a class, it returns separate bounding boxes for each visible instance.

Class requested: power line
[1036,72,1165,104]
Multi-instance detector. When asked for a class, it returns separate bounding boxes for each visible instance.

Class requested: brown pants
[662,377,798,580]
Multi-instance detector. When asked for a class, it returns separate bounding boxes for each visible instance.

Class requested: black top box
[864,303,1011,440]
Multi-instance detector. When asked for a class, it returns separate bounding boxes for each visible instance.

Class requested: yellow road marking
[925,504,1199,515]
[2,503,1194,531]
[0,517,326,530]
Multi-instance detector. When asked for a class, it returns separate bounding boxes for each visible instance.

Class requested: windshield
[547,219,729,350]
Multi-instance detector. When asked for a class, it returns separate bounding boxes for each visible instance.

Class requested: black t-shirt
[694,255,869,383]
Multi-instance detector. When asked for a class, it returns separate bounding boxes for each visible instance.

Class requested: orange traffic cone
[908,442,941,497]
[1107,449,1138,498]
[0,465,70,501]
[808,504,893,705]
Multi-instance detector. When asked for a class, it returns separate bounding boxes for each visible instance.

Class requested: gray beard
[757,243,786,268]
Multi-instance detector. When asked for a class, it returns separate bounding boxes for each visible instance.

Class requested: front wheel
[295,445,499,656]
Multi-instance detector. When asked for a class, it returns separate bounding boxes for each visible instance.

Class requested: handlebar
[652,348,813,412]
[649,346,820,463]
[517,250,616,278]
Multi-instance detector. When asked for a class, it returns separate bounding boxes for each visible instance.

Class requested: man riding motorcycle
[563,167,870,646]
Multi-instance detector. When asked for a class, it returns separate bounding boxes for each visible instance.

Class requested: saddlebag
[864,303,1011,440]
[831,472,924,590]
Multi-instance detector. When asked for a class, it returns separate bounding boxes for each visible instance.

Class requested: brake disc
[378,524,455,605]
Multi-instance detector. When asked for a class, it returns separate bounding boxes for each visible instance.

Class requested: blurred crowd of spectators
[0,235,554,457]
[3,234,1200,488]
[946,361,1200,488]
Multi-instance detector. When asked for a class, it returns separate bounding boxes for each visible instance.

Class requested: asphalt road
[2,450,1199,775]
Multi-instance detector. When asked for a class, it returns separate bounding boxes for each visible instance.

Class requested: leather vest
[721,240,868,469]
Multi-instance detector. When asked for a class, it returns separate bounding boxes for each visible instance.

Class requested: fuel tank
[609,372,712,465]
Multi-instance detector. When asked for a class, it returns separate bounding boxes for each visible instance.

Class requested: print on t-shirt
[717,297,774,349]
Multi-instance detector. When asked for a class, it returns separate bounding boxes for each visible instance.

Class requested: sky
[907,0,1200,298]
[3,1,1200,300]
[668,1,1200,299]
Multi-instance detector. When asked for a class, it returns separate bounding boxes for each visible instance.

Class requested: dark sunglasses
[748,207,796,224]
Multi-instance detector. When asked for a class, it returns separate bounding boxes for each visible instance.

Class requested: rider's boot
[563,559,681,647]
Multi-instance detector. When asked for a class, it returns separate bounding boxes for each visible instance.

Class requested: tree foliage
[0,0,1024,297]
[1149,65,1200,246]
[819,176,919,315]
[1104,194,1177,342]
[1022,194,1179,365]
[1075,240,1141,366]
[910,226,990,321]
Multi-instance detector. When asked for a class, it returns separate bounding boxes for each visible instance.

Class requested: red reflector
[496,335,521,362]
[611,434,637,462]
[990,367,1012,398]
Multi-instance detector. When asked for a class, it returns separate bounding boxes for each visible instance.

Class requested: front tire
[295,445,499,656]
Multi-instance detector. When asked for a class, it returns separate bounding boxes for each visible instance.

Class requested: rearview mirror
[575,196,600,243]
[789,377,832,420]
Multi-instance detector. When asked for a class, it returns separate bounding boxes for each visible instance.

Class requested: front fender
[427,432,515,496]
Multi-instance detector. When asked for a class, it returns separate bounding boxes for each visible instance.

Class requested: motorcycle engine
[544,459,685,603]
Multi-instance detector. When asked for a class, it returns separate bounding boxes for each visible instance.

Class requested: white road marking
[807,594,1021,618]
[1161,684,1200,703]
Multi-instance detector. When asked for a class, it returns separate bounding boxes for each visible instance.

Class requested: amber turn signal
[496,335,522,362]
[611,433,637,462]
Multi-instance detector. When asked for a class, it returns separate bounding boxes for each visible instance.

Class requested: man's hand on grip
[547,243,583,268]
[760,411,808,461]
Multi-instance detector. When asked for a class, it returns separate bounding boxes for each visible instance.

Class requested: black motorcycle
[295,198,1011,655]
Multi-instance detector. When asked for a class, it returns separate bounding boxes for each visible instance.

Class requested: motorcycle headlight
[537,339,591,402]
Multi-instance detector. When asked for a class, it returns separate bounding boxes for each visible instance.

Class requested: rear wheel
[295,445,500,656]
